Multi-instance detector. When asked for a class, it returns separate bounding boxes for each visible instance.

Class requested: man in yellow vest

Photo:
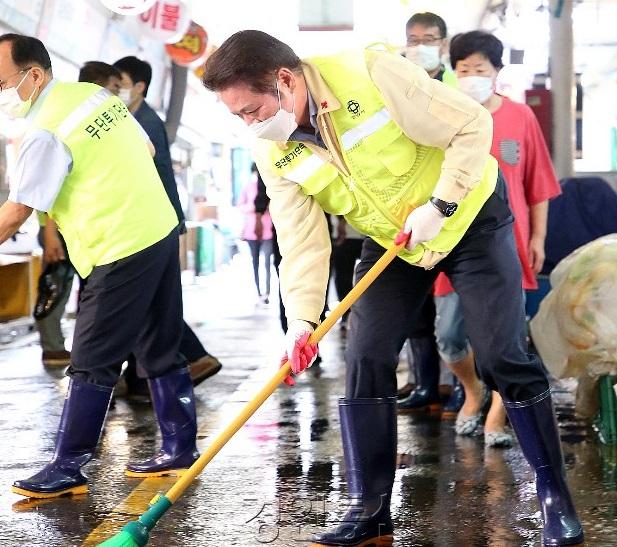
[0,34,200,499]
[203,31,583,547]
[34,62,123,370]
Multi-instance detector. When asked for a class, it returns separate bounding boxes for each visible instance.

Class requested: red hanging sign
[165,21,208,66]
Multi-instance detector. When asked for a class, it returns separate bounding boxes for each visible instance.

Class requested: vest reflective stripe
[285,152,326,184]
[31,81,177,278]
[57,88,111,139]
[341,107,391,150]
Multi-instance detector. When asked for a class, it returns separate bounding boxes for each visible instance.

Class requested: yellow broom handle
[165,237,408,504]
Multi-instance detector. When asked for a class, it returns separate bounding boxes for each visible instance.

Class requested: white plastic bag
[530,235,617,416]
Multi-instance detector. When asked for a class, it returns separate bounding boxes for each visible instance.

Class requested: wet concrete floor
[0,255,616,546]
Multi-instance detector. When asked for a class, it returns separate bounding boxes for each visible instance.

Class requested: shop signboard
[165,21,207,66]
[135,0,191,44]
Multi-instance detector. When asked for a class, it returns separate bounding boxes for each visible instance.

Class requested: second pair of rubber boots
[398,335,441,412]
[12,368,198,498]
[312,397,396,547]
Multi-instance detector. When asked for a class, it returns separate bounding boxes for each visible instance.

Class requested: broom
[97,231,410,546]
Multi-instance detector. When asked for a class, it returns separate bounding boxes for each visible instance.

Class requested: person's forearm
[266,178,331,323]
[0,201,33,245]
[432,107,493,204]
[44,216,59,238]
[529,201,548,241]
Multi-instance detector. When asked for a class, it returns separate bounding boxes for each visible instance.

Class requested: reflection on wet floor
[0,261,616,546]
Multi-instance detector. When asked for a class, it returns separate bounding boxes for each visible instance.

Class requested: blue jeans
[434,292,471,365]
[434,290,528,365]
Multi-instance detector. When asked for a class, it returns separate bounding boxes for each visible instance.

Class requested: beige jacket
[255,51,493,325]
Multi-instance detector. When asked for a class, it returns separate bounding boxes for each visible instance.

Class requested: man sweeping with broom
[201,30,584,547]
[0,34,200,498]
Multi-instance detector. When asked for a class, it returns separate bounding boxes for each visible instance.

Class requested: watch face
[445,203,457,217]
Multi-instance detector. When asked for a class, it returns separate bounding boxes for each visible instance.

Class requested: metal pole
[165,62,188,144]
[549,0,575,178]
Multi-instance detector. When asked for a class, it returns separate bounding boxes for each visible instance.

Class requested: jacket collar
[300,60,341,117]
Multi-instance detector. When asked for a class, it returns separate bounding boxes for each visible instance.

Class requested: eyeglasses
[407,36,443,46]
[0,68,31,92]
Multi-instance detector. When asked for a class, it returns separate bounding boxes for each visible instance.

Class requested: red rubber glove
[279,321,319,386]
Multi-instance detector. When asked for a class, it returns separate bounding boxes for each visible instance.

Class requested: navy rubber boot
[398,335,441,412]
[311,398,396,547]
[442,378,465,418]
[12,379,112,498]
[126,367,199,477]
[504,390,584,546]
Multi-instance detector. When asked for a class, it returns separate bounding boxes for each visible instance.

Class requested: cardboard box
[0,254,41,321]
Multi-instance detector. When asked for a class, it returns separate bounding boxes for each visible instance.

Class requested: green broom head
[97,494,172,547]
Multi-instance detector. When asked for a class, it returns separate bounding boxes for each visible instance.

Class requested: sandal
[455,413,482,436]
[484,430,513,448]
[454,386,490,436]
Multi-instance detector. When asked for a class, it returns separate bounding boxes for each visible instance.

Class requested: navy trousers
[68,228,186,387]
[345,189,549,403]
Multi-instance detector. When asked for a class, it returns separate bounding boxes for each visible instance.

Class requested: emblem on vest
[275,143,307,169]
[347,99,364,119]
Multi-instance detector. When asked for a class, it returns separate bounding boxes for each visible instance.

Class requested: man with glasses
[33,62,124,370]
[0,33,200,499]
[404,12,457,86]
[398,11,463,415]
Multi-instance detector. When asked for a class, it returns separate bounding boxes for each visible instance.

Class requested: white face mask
[250,81,297,141]
[118,87,133,106]
[458,75,494,104]
[405,45,441,71]
[0,69,35,118]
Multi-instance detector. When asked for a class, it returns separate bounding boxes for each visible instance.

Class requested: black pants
[345,191,549,403]
[68,228,186,387]
[332,238,364,304]
[272,229,287,333]
[407,293,437,338]
[125,320,208,378]
[179,322,208,362]
[247,239,273,297]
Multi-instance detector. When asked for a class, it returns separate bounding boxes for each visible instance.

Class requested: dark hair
[449,31,504,70]
[406,12,447,38]
[113,55,152,97]
[0,33,52,71]
[78,61,121,86]
[203,30,301,94]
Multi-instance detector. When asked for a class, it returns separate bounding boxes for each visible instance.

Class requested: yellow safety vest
[265,51,497,266]
[441,68,458,87]
[30,82,177,277]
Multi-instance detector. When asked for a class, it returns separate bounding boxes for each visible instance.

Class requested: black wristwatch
[430,197,458,217]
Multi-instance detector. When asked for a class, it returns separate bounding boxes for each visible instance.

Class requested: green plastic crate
[195,224,215,276]
[596,375,617,445]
